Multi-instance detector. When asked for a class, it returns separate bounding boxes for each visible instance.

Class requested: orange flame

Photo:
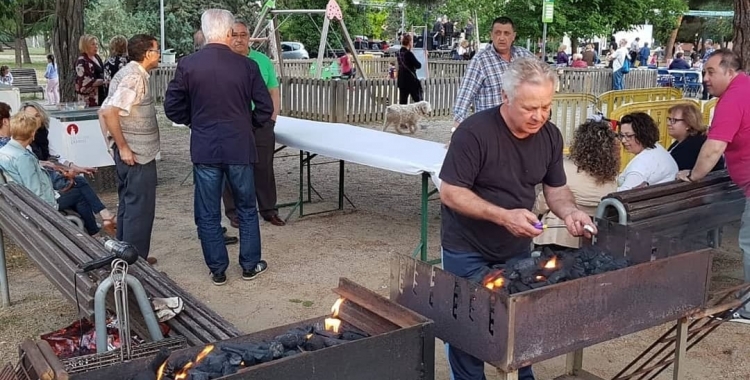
[535,275,546,281]
[324,317,341,333]
[173,344,215,379]
[305,333,313,340]
[484,273,504,290]
[331,298,344,318]
[544,257,557,269]
[156,361,167,380]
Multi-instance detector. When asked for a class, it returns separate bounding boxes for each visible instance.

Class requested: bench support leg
[0,229,9,307]
[94,274,164,353]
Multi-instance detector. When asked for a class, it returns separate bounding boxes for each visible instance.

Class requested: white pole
[401,7,406,34]
[160,0,166,53]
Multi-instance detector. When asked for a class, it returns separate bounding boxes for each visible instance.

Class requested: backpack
[621,57,631,74]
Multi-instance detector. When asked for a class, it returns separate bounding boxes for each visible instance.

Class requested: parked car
[281,42,309,59]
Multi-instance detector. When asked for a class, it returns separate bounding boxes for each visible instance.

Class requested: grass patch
[288,298,303,303]
[289,299,314,307]
[302,301,314,307]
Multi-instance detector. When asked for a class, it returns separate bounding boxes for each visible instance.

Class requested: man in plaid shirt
[452,17,534,128]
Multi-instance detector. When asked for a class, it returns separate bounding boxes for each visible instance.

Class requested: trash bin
[47,107,118,192]
[0,85,21,114]
[161,49,176,65]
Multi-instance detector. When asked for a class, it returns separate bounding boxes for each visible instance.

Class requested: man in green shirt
[223,20,285,227]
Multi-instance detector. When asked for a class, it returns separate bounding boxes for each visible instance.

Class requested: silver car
[281,42,310,59]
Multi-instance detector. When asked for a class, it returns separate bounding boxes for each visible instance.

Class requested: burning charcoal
[269,341,285,359]
[313,324,341,339]
[546,270,567,284]
[528,281,547,289]
[302,334,326,351]
[341,330,368,341]
[221,360,238,376]
[274,330,309,349]
[226,352,242,366]
[186,370,211,380]
[192,352,228,377]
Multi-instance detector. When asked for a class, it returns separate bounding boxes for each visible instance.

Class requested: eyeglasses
[666,117,684,124]
[147,49,161,55]
[617,133,636,140]
[232,33,250,38]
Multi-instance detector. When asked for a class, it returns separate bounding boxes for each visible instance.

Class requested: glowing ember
[331,298,344,317]
[544,257,557,269]
[324,318,341,333]
[484,275,504,290]
[195,344,215,362]
[535,275,546,281]
[305,333,313,340]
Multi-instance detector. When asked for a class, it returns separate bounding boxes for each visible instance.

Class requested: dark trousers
[223,124,279,221]
[441,247,535,380]
[195,163,261,275]
[114,147,157,259]
[398,85,423,105]
[74,176,106,214]
[57,187,99,235]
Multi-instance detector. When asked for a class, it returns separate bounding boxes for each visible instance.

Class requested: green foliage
[1,0,55,38]
[649,0,689,46]
[84,0,157,54]
[504,0,687,49]
[429,0,504,40]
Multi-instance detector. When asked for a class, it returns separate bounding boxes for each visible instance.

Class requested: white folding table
[274,116,446,262]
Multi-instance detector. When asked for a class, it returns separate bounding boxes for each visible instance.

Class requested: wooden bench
[0,184,241,346]
[9,68,44,98]
[595,170,745,248]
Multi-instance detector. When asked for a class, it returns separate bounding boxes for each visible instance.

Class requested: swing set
[251,0,368,80]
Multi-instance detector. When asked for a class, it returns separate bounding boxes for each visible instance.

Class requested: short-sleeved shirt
[248,50,279,89]
[707,73,750,196]
[440,106,566,262]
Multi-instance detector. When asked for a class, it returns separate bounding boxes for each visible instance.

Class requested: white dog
[382,100,432,134]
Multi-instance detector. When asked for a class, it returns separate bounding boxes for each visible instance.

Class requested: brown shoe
[265,215,286,226]
[146,257,157,265]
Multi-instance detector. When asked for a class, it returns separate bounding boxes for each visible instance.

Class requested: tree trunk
[53,0,85,103]
[22,39,32,64]
[15,6,24,66]
[665,15,683,63]
[734,0,750,71]
[44,31,52,55]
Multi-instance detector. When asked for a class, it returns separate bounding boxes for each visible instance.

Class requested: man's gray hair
[501,57,559,102]
[201,9,235,43]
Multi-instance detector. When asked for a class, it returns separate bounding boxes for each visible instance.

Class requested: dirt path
[0,110,748,379]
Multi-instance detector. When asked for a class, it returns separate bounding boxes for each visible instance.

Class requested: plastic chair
[683,72,702,98]
[671,72,685,90]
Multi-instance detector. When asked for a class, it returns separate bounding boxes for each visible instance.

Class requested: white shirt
[612,47,629,71]
[618,143,678,191]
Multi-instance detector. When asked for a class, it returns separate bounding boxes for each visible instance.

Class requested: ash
[491,245,630,294]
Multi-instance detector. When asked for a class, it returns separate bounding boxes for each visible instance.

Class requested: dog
[382,101,432,134]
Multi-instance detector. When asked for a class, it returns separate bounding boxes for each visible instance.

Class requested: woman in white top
[617,112,678,191]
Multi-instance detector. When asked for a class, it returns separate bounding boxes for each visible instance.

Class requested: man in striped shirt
[452,17,534,128]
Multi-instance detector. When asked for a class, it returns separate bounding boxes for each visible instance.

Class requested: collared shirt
[452,45,534,123]
[0,139,57,207]
[101,61,160,164]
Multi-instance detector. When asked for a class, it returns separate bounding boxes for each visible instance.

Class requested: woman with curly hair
[533,120,620,248]
[618,112,678,191]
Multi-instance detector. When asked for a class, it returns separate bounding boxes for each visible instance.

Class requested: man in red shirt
[677,48,750,320]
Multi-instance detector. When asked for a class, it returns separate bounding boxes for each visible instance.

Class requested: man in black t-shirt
[439,57,597,380]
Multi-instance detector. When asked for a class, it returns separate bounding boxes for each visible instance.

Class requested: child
[0,66,12,86]
[388,62,397,80]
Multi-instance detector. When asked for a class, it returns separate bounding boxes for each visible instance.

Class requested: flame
[324,317,341,333]
[544,257,558,269]
[331,298,344,317]
[535,275,546,281]
[305,333,313,340]
[156,361,167,380]
[484,274,504,290]
[173,344,215,379]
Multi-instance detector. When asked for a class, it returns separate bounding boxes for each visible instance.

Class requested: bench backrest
[8,68,40,88]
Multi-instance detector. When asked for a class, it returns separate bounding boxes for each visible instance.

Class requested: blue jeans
[57,187,99,235]
[613,69,624,90]
[441,247,535,380]
[73,176,106,214]
[739,199,750,317]
[194,164,261,275]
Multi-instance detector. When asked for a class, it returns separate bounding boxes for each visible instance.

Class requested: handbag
[43,166,75,193]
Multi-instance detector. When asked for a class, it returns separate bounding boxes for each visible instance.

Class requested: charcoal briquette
[186,370,211,380]
[341,330,368,341]
[274,331,308,349]
[302,335,326,351]
[269,341,285,359]
[227,352,242,366]
[546,271,567,284]
[284,349,300,358]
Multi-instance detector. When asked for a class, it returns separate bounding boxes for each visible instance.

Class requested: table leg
[306,151,312,203]
[0,229,10,307]
[338,160,345,210]
[420,173,429,262]
[673,317,688,380]
[565,349,584,375]
[299,150,304,217]
[496,368,519,380]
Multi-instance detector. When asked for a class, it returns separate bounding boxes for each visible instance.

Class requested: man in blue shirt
[668,52,692,70]
[165,9,274,286]
[638,43,650,67]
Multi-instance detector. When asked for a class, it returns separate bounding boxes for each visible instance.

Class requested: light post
[398,3,405,34]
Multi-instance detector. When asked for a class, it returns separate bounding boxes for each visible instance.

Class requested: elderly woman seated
[19,102,116,234]
[617,112,678,191]
[0,113,109,236]
[667,103,725,171]
[533,120,620,249]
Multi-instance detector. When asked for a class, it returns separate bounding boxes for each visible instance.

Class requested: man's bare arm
[691,139,727,180]
[98,107,129,151]
[440,182,506,224]
[543,184,578,219]
[269,87,280,121]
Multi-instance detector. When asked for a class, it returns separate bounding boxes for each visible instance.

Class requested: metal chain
[110,259,132,361]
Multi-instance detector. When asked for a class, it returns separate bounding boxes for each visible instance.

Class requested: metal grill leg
[0,229,9,307]
[566,348,584,375]
[673,318,688,380]
[495,368,519,380]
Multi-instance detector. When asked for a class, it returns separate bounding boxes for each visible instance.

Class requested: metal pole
[541,22,548,62]
[401,6,406,35]
[160,0,166,53]
[0,229,10,307]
